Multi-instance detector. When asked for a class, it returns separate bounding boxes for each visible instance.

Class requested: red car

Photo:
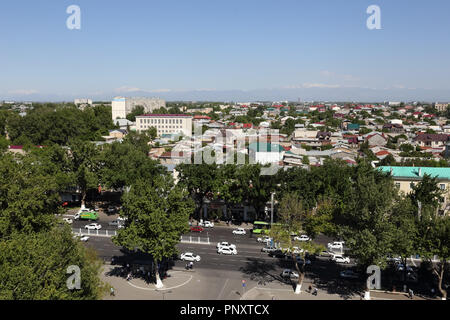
[190,226,204,233]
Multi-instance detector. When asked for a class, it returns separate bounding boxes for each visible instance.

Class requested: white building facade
[136,114,193,137]
[112,97,166,120]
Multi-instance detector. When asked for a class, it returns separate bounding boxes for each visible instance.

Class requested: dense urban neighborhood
[0,99,449,301]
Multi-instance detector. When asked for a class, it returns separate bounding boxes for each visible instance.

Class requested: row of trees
[0,150,107,299]
[176,159,448,299]
[269,163,449,299]
[2,104,115,146]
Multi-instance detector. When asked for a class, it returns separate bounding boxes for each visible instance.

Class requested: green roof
[379,166,450,180]
[348,123,360,130]
[248,142,285,153]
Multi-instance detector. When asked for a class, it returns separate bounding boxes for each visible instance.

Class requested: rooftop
[379,166,450,180]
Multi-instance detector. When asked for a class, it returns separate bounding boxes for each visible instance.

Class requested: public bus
[252,221,282,234]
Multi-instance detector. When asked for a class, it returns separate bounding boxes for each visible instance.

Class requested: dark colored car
[190,226,204,233]
[269,250,286,258]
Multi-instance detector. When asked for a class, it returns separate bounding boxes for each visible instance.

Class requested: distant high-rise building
[112,97,166,120]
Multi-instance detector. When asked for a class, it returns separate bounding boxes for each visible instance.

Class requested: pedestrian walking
[189,261,194,269]
[308,285,312,293]
[312,288,318,296]
[409,289,414,299]
[110,287,115,297]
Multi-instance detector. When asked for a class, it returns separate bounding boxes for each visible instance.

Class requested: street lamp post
[270,192,275,228]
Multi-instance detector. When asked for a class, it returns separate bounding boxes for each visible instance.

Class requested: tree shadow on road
[307,260,364,300]
[239,258,293,287]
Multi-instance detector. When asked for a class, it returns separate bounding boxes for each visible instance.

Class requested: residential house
[365,132,388,146]
[248,142,285,164]
[414,134,449,149]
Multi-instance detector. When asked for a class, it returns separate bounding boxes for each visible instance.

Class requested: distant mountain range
[2,86,450,103]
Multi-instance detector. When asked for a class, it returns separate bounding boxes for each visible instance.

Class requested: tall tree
[68,140,101,208]
[269,193,324,294]
[0,227,107,300]
[113,176,193,288]
[0,152,61,237]
[335,162,396,300]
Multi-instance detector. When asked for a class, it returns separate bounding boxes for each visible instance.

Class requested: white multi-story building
[136,114,193,137]
[74,98,93,105]
[112,97,166,120]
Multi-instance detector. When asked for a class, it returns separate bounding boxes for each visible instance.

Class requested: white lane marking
[126,271,193,291]
[216,278,230,299]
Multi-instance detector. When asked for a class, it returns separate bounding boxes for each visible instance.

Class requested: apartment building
[136,114,193,137]
[379,166,450,216]
[434,102,449,112]
[112,97,166,120]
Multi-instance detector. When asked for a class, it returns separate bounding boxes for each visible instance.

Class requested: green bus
[252,221,282,234]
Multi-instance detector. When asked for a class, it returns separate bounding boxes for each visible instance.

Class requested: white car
[232,228,246,235]
[281,269,299,279]
[217,247,237,255]
[199,220,214,228]
[294,235,310,242]
[331,255,350,264]
[327,241,345,251]
[84,223,102,230]
[73,234,89,242]
[257,236,272,245]
[63,218,73,224]
[180,252,201,262]
[217,242,237,250]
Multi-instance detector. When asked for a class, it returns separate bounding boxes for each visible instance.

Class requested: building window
[395,183,400,189]
[440,184,446,190]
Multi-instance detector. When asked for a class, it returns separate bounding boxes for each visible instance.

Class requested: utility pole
[271,192,275,227]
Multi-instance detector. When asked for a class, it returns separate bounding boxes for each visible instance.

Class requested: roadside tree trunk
[293,254,305,294]
[81,191,87,209]
[154,258,164,289]
[434,260,447,300]
[364,268,372,300]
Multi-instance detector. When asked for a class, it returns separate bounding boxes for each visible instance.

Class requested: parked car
[261,246,278,253]
[217,247,237,255]
[190,226,204,233]
[108,220,120,227]
[269,250,286,259]
[73,234,89,242]
[107,206,116,214]
[293,235,310,242]
[217,242,236,250]
[281,269,299,279]
[319,250,334,258]
[330,255,350,264]
[396,264,414,273]
[387,255,402,264]
[295,256,311,265]
[327,241,345,251]
[84,223,102,230]
[257,236,272,245]
[199,220,214,228]
[232,228,246,235]
[63,218,73,224]
[340,270,360,279]
[180,252,201,262]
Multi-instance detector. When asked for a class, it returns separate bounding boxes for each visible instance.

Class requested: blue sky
[1,0,450,101]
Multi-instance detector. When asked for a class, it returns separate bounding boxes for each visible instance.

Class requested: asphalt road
[82,225,359,285]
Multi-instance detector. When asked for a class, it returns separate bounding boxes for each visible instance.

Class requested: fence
[72,228,117,237]
[180,235,210,245]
